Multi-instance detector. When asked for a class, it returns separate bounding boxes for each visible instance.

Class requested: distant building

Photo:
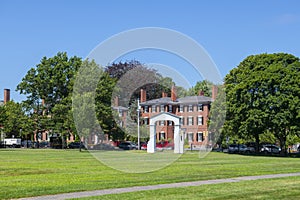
[140,85,217,146]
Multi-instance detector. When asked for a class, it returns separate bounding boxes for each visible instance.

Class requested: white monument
[147,112,184,154]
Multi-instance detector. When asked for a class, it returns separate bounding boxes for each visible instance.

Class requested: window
[160,105,164,112]
[188,117,193,126]
[119,110,123,117]
[198,104,203,111]
[159,132,165,141]
[143,118,148,125]
[198,116,203,125]
[152,105,156,113]
[179,105,183,112]
[182,117,185,125]
[168,105,172,112]
[208,132,215,141]
[187,133,194,142]
[168,120,173,126]
[188,105,193,112]
[160,120,165,126]
[197,132,203,142]
[179,117,183,125]
[144,106,148,113]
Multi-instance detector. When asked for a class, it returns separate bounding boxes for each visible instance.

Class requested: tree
[95,68,117,139]
[224,53,300,154]
[106,61,174,106]
[187,80,213,97]
[17,52,82,144]
[73,59,103,145]
[208,85,226,148]
[0,101,34,139]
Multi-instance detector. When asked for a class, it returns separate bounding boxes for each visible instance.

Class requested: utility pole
[137,99,141,150]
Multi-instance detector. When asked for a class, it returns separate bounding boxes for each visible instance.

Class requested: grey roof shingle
[140,96,213,106]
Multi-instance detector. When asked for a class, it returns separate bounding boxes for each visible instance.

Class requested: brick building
[140,85,217,146]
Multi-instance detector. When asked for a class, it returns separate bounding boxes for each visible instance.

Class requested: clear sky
[1,0,300,102]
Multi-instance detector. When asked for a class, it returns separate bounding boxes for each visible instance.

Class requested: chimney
[140,89,146,103]
[4,89,10,104]
[212,85,218,100]
[162,91,168,98]
[114,96,119,107]
[198,90,204,96]
[171,85,177,101]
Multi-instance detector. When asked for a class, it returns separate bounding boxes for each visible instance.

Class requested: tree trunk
[279,135,287,156]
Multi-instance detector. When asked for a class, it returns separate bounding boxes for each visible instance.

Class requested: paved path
[18,172,300,200]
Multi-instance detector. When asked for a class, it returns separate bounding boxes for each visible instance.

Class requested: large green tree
[224,53,300,154]
[17,52,82,143]
[0,101,34,139]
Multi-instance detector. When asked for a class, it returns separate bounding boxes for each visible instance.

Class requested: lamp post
[137,99,141,150]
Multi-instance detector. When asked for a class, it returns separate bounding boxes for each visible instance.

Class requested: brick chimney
[198,90,204,96]
[171,85,177,101]
[140,89,146,103]
[162,91,168,98]
[4,89,10,104]
[212,85,218,100]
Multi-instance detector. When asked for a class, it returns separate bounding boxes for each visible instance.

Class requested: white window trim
[188,116,193,126]
[179,105,183,112]
[198,116,203,125]
[160,105,164,112]
[188,105,193,112]
[197,132,203,142]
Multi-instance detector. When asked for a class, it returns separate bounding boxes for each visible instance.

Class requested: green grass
[74,176,300,200]
[0,149,300,199]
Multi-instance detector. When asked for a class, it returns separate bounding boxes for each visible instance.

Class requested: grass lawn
[0,149,300,199]
[73,176,300,200]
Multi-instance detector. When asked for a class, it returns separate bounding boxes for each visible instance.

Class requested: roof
[112,106,128,111]
[150,111,180,119]
[140,95,213,106]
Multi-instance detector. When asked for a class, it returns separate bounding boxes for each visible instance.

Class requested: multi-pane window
[159,132,166,141]
[160,105,164,112]
[160,120,165,126]
[168,120,172,126]
[144,106,148,113]
[168,105,172,112]
[187,133,194,142]
[197,132,203,142]
[152,105,156,113]
[188,116,193,126]
[188,105,193,112]
[198,116,203,125]
[119,110,123,117]
[143,118,148,125]
[179,117,183,125]
[179,105,183,112]
[198,104,203,111]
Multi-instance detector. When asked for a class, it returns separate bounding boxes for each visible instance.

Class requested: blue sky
[1,0,300,102]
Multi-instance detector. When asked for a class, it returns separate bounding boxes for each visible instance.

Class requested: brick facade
[140,86,215,145]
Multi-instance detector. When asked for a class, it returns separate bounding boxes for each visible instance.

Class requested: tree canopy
[224,53,300,153]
